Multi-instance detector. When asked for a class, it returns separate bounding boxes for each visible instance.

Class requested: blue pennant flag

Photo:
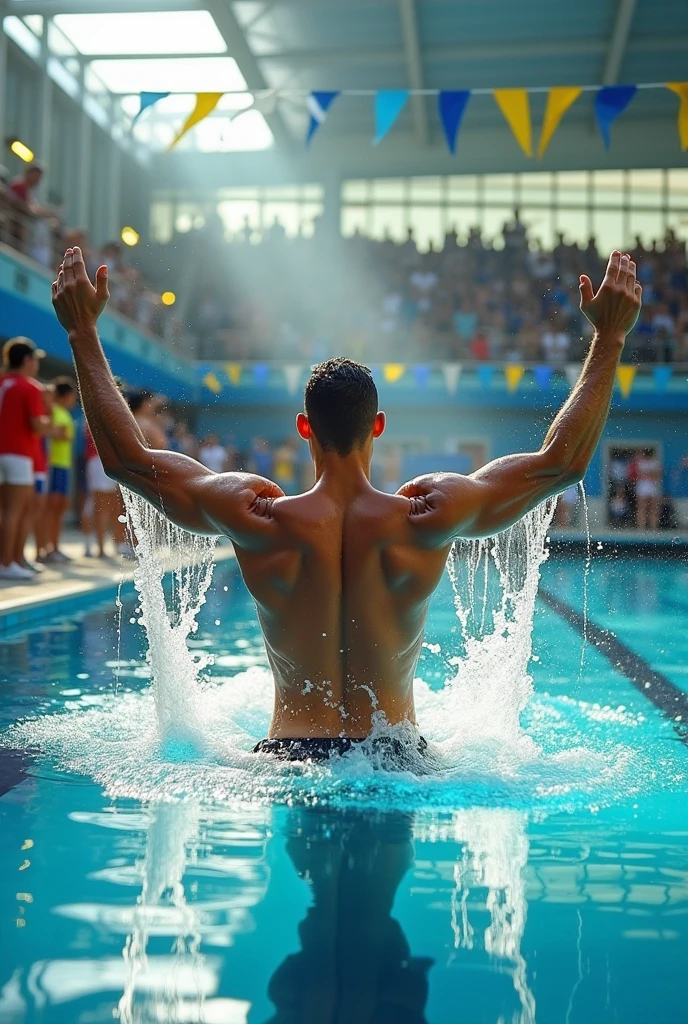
[653,365,673,391]
[438,90,471,154]
[414,364,431,388]
[373,90,409,144]
[534,365,553,389]
[594,85,637,149]
[132,91,170,126]
[477,364,494,389]
[306,91,340,146]
[253,363,269,387]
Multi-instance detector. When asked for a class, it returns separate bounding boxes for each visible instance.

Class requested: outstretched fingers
[603,249,621,285]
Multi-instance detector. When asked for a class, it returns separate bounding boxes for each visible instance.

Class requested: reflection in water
[265,810,432,1024]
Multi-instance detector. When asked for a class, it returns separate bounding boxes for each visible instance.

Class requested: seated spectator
[632,448,663,531]
[0,337,48,580]
[42,377,77,564]
[542,319,571,368]
[198,434,227,474]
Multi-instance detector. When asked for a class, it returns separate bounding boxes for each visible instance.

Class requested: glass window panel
[371,178,405,202]
[556,171,589,208]
[668,169,688,205]
[263,186,300,201]
[371,205,406,242]
[481,205,511,247]
[447,175,478,202]
[591,170,625,208]
[342,180,368,203]
[48,22,77,56]
[554,206,589,246]
[262,202,301,237]
[299,203,321,236]
[341,205,368,236]
[445,206,480,241]
[483,174,516,206]
[665,208,688,243]
[150,201,174,244]
[219,187,260,200]
[216,199,260,237]
[409,177,442,202]
[407,205,442,250]
[591,208,625,253]
[519,172,552,206]
[628,170,663,209]
[23,15,43,36]
[520,206,555,250]
[3,17,41,59]
[629,210,663,246]
[302,185,323,201]
[54,11,226,56]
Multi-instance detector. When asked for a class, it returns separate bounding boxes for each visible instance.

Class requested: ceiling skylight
[54,11,226,56]
[88,56,247,94]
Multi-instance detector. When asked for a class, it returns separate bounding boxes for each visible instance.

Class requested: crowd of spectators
[159,211,688,367]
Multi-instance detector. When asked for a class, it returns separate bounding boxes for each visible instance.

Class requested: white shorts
[636,480,660,499]
[86,455,117,494]
[0,453,34,486]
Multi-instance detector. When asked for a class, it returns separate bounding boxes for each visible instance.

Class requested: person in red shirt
[9,163,45,211]
[0,337,48,580]
[31,382,52,563]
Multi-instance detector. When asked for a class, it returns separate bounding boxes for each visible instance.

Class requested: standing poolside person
[42,378,77,564]
[53,246,641,760]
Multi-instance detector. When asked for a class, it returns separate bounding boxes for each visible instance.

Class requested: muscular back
[232,482,452,739]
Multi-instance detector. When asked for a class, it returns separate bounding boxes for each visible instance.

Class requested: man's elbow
[539,447,586,489]
[102,443,150,484]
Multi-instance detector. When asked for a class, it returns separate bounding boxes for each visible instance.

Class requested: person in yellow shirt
[42,377,77,564]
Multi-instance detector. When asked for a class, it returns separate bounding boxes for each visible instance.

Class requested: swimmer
[52,247,641,758]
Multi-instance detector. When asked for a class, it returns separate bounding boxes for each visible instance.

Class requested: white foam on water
[2,492,682,812]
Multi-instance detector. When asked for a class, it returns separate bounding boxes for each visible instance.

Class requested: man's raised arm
[400,250,642,542]
[52,247,283,541]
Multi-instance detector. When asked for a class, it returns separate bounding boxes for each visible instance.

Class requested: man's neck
[313,449,373,498]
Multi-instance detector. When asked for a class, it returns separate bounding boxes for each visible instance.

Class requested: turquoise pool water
[1,551,688,1023]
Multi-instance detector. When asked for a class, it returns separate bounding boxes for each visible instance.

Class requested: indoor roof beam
[397,0,428,146]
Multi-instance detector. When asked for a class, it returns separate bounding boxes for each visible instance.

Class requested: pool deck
[0,531,236,636]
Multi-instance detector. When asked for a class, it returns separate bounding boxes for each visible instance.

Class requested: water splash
[120,488,217,753]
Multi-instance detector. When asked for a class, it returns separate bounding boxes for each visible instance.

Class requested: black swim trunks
[252,735,429,763]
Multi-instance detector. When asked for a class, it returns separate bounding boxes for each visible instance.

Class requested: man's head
[52,376,77,409]
[2,336,45,376]
[127,389,154,416]
[298,358,384,458]
[25,163,44,189]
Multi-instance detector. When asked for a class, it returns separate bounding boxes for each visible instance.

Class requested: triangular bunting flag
[504,364,525,393]
[594,85,637,149]
[564,364,582,389]
[284,364,303,395]
[225,362,242,386]
[132,91,170,126]
[438,91,471,154]
[373,90,409,144]
[534,365,553,389]
[169,92,224,151]
[414,364,431,388]
[616,364,636,398]
[477,364,494,389]
[253,363,269,387]
[493,89,532,157]
[653,365,673,391]
[306,91,340,146]
[667,83,688,150]
[202,371,222,394]
[537,87,582,158]
[383,363,406,383]
[442,363,462,394]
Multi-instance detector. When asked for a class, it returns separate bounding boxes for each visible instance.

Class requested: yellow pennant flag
[667,83,688,150]
[538,86,582,158]
[616,364,636,399]
[383,363,405,383]
[225,362,242,386]
[202,371,222,394]
[504,363,525,393]
[493,89,532,157]
[169,92,224,151]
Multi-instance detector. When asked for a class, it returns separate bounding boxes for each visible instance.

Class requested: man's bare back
[52,247,642,744]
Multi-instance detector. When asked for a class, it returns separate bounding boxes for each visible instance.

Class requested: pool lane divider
[539,587,688,744]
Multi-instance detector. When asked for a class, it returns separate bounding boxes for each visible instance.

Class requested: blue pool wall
[2,244,687,507]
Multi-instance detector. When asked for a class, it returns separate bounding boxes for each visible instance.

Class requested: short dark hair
[127,389,153,414]
[53,376,75,398]
[304,358,378,456]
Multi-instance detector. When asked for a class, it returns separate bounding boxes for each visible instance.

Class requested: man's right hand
[579,250,642,343]
[52,246,109,335]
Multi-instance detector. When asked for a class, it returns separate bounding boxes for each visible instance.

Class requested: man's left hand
[52,246,109,335]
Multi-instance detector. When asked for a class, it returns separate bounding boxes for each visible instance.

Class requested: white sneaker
[0,562,34,581]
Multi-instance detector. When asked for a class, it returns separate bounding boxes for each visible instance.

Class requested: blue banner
[534,365,553,389]
[477,364,494,389]
[413,364,431,388]
[373,90,409,144]
[594,85,637,149]
[653,365,673,391]
[132,91,170,126]
[253,363,269,387]
[438,90,471,154]
[305,91,340,146]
